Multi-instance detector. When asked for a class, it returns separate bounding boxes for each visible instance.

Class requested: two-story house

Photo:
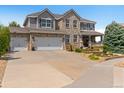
[10,8,103,51]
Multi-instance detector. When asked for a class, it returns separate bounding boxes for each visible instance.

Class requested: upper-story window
[87,23,90,30]
[80,23,95,30]
[90,24,95,30]
[73,20,78,28]
[66,19,70,28]
[30,18,37,24]
[29,18,37,28]
[40,18,53,28]
[80,23,87,30]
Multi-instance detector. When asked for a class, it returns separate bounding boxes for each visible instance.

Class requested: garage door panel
[35,37,63,50]
[10,37,28,51]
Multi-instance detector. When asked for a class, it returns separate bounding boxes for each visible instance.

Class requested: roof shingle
[26,8,95,23]
[80,31,103,36]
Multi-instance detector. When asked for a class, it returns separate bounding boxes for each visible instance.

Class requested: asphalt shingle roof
[9,27,29,33]
[80,31,103,36]
[27,12,41,16]
[26,9,95,23]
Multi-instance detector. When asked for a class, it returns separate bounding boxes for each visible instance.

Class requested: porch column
[63,35,66,50]
[29,34,32,51]
[89,35,92,48]
[80,35,83,48]
[100,35,103,43]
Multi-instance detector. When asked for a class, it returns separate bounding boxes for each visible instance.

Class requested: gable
[63,11,80,21]
[38,11,54,19]
[62,10,80,21]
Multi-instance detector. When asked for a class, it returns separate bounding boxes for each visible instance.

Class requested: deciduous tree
[9,21,20,27]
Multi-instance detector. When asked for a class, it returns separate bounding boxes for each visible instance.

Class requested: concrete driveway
[2,51,92,88]
[66,58,124,88]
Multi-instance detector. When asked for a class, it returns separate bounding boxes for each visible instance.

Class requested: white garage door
[10,37,28,51]
[35,37,63,50]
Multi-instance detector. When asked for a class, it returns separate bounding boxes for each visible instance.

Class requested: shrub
[88,54,100,60]
[75,48,82,53]
[0,25,10,57]
[103,45,110,54]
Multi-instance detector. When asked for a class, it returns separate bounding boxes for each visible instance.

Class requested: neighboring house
[10,8,103,51]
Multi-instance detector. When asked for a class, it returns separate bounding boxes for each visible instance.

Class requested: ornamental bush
[0,25,10,57]
[103,21,124,54]
[88,54,100,60]
[75,48,82,53]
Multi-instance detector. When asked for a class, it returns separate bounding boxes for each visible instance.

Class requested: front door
[83,35,89,47]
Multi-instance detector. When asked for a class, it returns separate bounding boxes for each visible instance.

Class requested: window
[65,35,70,43]
[80,23,95,30]
[30,18,36,24]
[73,35,77,42]
[66,19,70,28]
[90,24,95,30]
[41,18,53,28]
[47,20,51,27]
[87,23,90,30]
[41,19,46,27]
[73,20,77,28]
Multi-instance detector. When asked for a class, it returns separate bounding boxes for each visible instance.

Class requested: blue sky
[0,5,124,33]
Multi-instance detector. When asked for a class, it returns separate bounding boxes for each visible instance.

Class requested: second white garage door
[35,37,63,50]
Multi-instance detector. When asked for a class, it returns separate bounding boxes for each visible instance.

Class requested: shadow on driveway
[0,56,21,61]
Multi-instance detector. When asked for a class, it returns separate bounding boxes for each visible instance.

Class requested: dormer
[23,8,55,30]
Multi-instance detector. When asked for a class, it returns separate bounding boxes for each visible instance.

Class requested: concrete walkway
[66,58,124,88]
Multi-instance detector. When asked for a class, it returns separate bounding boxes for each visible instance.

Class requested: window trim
[65,19,70,28]
[73,20,78,28]
[41,18,53,28]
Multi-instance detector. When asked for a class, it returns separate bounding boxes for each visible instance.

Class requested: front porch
[80,31,104,48]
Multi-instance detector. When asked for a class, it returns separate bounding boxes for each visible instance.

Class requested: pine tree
[103,21,124,54]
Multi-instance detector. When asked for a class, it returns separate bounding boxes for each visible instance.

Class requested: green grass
[88,54,100,60]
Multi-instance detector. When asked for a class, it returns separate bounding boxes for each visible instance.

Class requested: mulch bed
[0,60,7,87]
[105,56,124,61]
